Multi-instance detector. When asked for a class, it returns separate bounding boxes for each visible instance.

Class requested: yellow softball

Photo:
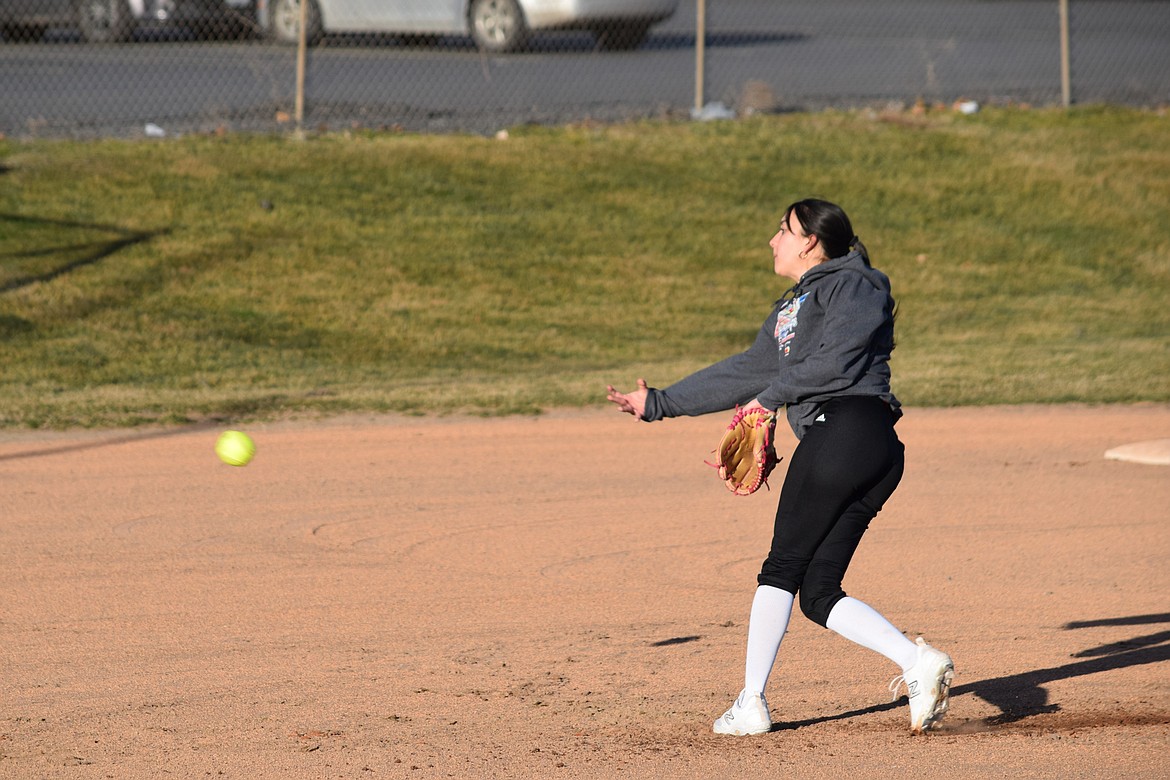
[215,430,256,467]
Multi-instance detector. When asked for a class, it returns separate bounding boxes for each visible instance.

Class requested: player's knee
[757,566,800,595]
[799,588,842,627]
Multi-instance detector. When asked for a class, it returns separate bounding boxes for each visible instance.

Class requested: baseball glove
[707,406,780,496]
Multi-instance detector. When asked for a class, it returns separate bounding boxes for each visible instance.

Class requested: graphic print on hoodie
[774,293,809,358]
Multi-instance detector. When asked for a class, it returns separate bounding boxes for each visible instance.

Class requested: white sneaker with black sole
[712,690,772,735]
[890,636,955,734]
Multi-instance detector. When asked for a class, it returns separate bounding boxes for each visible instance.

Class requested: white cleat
[712,690,772,736]
[891,637,955,735]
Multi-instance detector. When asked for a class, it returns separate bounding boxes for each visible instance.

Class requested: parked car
[258,0,679,52]
[0,0,250,42]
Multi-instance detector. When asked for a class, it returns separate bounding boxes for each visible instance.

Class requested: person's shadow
[1,212,167,341]
[0,212,165,294]
[771,612,1170,732]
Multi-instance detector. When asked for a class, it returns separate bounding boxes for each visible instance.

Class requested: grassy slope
[1,107,1167,428]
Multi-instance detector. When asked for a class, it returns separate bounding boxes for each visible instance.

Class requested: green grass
[1,106,1168,428]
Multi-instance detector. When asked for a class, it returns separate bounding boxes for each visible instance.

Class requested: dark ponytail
[850,236,872,267]
[785,199,869,266]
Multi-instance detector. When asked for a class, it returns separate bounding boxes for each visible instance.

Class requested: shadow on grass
[0,213,167,293]
[770,612,1170,733]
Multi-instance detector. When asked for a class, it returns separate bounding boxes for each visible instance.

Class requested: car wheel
[77,0,134,43]
[267,0,321,45]
[1,24,49,43]
[468,0,527,54]
[594,21,651,51]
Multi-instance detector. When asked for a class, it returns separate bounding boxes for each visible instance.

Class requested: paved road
[2,1,1168,138]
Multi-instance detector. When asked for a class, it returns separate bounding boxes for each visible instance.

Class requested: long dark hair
[784,199,870,265]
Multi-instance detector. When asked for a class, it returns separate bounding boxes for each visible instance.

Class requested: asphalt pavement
[2,0,1168,137]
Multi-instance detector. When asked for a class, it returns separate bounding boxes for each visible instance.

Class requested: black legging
[757,395,905,627]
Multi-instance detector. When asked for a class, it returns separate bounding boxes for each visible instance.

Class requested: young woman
[606,199,954,736]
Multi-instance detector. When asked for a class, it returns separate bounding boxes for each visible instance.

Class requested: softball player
[607,199,954,736]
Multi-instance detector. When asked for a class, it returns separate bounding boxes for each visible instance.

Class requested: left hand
[606,378,649,418]
[742,397,768,413]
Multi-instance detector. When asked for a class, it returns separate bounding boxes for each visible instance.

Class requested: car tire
[468,0,527,54]
[1,24,49,43]
[594,21,651,51]
[77,0,134,43]
[267,0,322,46]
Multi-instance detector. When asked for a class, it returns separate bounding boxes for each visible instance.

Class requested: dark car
[0,0,250,42]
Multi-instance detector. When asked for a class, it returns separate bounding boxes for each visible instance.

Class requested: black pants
[757,395,905,627]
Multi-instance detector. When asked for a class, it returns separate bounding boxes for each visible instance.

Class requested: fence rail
[2,1,1168,139]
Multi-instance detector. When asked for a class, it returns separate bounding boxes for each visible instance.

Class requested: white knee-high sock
[825,596,918,672]
[743,585,795,695]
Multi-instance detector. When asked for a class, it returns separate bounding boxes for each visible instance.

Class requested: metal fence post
[295,0,309,138]
[694,0,706,113]
[1060,0,1071,107]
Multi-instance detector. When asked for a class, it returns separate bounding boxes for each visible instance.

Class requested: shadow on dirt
[955,623,1170,728]
[771,612,1170,733]
[0,422,224,462]
[650,635,702,647]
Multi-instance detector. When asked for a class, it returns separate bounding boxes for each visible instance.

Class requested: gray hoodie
[641,247,901,439]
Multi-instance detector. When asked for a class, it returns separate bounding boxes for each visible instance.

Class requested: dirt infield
[2,405,1168,779]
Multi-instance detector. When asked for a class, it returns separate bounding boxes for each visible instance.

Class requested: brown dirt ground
[1,404,1168,779]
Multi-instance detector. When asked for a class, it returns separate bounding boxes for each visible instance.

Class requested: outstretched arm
[607,305,781,422]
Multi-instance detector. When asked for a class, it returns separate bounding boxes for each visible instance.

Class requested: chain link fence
[2,1,1168,138]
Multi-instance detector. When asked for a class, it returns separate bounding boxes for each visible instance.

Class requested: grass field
[1,106,1168,428]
